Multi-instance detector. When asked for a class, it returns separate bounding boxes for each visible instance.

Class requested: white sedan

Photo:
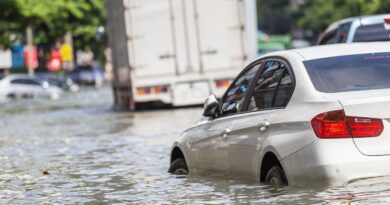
[169,42,390,186]
[0,74,63,101]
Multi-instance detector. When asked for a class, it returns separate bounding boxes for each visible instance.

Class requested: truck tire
[265,166,288,186]
[168,158,188,175]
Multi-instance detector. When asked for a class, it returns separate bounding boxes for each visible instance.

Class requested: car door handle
[257,120,270,132]
[221,128,231,139]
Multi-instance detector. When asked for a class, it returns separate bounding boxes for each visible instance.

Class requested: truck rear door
[191,0,246,73]
[124,0,177,78]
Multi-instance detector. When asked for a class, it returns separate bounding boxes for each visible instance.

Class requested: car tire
[265,166,288,186]
[168,158,188,175]
[7,93,16,99]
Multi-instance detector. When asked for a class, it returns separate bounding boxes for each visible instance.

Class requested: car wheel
[7,93,16,99]
[265,166,288,186]
[168,158,188,175]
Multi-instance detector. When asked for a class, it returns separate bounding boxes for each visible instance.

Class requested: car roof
[325,14,390,32]
[1,74,41,81]
[360,13,390,25]
[325,17,359,32]
[261,42,390,61]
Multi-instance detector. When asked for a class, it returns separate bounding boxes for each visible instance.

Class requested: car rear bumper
[282,138,390,186]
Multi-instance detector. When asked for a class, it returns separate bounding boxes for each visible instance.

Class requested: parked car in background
[0,74,63,101]
[317,14,390,45]
[36,73,79,92]
[67,64,104,88]
[169,42,390,186]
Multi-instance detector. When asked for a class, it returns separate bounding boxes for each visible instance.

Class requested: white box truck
[123,0,257,107]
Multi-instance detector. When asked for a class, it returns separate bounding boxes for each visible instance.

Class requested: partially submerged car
[169,42,390,186]
[317,14,390,45]
[0,74,63,100]
[36,73,79,92]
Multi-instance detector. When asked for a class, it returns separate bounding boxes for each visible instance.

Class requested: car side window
[318,29,338,45]
[11,79,41,86]
[247,60,293,111]
[220,63,262,116]
[337,22,352,43]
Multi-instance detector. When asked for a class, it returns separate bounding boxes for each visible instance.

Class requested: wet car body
[0,74,63,100]
[170,42,390,186]
[36,73,79,92]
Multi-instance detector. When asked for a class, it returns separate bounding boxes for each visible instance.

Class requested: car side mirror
[221,101,239,115]
[203,95,219,118]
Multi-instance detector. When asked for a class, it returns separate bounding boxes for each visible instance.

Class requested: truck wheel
[265,166,288,186]
[168,158,188,175]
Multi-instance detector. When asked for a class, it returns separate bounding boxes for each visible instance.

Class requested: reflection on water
[1,86,390,204]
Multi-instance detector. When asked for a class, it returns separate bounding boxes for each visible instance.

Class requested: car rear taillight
[385,17,390,24]
[311,110,383,138]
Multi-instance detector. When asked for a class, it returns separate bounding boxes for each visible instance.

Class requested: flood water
[2,87,390,204]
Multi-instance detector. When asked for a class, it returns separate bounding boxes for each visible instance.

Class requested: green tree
[0,0,106,60]
[295,0,390,32]
[257,0,292,34]
[0,0,23,48]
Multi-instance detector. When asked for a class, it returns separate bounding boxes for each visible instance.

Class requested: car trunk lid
[340,96,390,155]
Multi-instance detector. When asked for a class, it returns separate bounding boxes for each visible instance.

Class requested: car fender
[170,133,194,171]
[256,132,314,181]
[256,145,283,179]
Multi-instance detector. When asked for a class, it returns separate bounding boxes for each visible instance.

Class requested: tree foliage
[257,0,292,34]
[0,0,106,49]
[295,0,390,32]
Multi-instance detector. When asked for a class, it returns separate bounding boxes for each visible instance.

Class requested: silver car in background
[0,74,63,101]
[169,42,390,186]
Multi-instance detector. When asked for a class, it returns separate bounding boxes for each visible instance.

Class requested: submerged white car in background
[169,42,390,186]
[0,74,63,101]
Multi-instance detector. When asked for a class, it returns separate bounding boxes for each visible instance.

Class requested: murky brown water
[2,87,390,204]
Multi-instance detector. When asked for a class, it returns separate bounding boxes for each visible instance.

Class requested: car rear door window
[353,23,390,42]
[247,60,293,111]
[220,63,262,116]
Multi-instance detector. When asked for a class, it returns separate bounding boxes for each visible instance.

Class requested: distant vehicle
[0,74,63,100]
[317,14,390,45]
[36,73,79,92]
[169,42,390,186]
[67,64,104,88]
[115,0,258,108]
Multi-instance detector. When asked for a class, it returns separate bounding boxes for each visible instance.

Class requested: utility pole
[26,26,34,76]
[106,0,135,111]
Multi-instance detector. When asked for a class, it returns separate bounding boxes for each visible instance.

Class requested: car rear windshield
[353,23,390,42]
[304,52,390,93]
